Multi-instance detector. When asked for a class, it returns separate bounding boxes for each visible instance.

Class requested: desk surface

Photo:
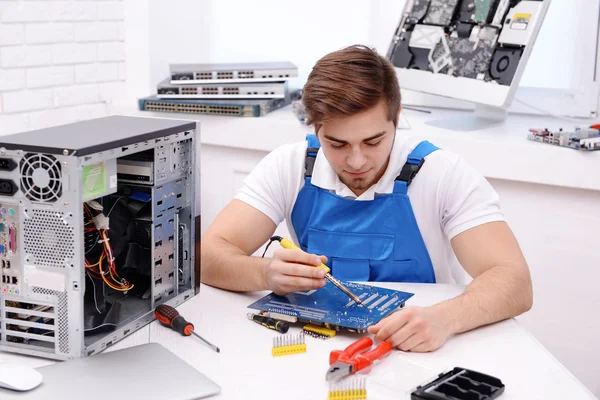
[116,104,600,192]
[1,283,596,400]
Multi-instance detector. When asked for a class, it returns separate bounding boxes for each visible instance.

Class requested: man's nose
[347,148,367,171]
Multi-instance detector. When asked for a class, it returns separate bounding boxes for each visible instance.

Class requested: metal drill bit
[325,274,365,306]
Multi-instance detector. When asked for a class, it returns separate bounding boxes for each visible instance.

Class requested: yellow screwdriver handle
[279,238,331,274]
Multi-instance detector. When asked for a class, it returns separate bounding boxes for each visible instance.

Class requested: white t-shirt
[234,133,505,284]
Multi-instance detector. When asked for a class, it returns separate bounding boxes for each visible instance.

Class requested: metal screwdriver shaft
[326,274,365,306]
[189,330,220,353]
[155,304,220,353]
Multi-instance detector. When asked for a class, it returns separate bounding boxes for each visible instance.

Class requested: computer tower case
[0,115,197,360]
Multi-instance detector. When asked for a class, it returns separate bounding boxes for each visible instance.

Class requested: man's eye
[330,143,345,149]
[366,141,381,147]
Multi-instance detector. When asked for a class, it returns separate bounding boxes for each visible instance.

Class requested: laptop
[2,342,221,399]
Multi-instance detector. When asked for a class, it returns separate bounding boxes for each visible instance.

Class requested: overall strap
[304,134,321,181]
[393,140,440,195]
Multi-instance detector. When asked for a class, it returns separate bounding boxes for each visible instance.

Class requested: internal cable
[83,201,134,292]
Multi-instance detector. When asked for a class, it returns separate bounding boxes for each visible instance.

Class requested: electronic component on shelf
[328,376,367,400]
[272,332,306,357]
[248,281,413,332]
[169,61,298,84]
[303,324,337,339]
[139,89,302,118]
[157,79,287,99]
[527,127,600,151]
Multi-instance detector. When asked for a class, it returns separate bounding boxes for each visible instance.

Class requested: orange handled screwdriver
[155,304,220,353]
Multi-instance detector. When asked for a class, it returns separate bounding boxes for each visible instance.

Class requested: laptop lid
[1,342,221,399]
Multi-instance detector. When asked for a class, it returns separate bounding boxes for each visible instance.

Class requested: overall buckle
[396,159,425,186]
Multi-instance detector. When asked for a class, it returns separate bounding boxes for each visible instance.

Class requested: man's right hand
[264,248,328,296]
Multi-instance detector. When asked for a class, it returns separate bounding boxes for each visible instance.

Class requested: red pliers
[326,337,393,381]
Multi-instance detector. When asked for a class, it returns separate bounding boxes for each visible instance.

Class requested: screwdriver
[248,313,290,333]
[154,304,220,353]
[270,236,365,306]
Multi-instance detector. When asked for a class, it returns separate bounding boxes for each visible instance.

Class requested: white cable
[513,98,594,125]
[106,196,126,217]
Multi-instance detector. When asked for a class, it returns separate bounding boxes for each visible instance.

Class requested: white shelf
[115,104,600,192]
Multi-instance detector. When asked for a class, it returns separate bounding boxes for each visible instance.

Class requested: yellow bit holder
[328,377,367,400]
[327,389,367,400]
[303,324,337,339]
[272,332,306,357]
[271,343,307,357]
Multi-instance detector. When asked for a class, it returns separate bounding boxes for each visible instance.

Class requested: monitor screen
[386,0,551,109]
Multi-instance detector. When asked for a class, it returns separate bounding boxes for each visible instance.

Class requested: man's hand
[367,306,453,352]
[264,248,328,296]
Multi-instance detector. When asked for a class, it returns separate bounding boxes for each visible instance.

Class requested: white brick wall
[0,0,126,135]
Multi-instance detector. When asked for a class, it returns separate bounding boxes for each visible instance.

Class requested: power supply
[0,115,197,360]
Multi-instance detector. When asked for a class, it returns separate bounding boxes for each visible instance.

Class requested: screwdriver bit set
[328,376,367,400]
[303,324,337,340]
[271,331,306,357]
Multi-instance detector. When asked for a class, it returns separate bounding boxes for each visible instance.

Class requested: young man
[201,45,533,352]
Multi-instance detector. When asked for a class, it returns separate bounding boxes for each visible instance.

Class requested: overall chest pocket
[306,228,394,282]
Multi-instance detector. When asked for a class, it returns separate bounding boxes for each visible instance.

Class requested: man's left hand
[367,306,453,352]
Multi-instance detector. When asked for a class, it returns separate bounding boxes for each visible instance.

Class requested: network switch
[169,61,298,84]
[157,79,287,99]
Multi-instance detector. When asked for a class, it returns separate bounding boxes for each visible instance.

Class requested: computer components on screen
[527,127,600,151]
[387,0,545,86]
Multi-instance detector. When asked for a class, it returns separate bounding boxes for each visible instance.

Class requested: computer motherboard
[527,127,600,151]
[247,281,414,332]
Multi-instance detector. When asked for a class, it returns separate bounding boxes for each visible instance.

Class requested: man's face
[317,101,396,197]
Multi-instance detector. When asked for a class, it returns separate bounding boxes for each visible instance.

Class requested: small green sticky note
[82,162,106,200]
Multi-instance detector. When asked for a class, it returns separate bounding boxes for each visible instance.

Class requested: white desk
[2,283,596,400]
[112,104,600,397]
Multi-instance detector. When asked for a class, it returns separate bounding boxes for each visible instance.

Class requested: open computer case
[0,115,197,360]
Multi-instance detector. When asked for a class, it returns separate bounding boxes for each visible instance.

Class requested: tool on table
[272,332,306,356]
[326,337,392,381]
[248,312,289,333]
[303,323,337,340]
[328,376,367,400]
[268,236,365,306]
[154,304,220,353]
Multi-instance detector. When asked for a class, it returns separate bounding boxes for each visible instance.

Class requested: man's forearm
[200,236,270,292]
[433,263,533,335]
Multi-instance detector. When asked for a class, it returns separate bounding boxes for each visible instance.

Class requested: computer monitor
[386,0,552,131]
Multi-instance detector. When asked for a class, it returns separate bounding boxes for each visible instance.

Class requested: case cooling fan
[19,153,63,202]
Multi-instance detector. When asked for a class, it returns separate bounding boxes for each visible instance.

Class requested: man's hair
[302,44,401,133]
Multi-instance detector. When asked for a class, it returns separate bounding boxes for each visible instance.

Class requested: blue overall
[290,134,439,283]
